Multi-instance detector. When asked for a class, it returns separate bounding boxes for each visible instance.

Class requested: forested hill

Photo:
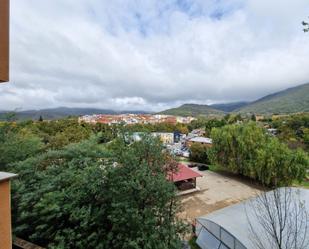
[2,83,309,120]
[160,83,309,116]
[159,104,224,117]
[210,101,249,112]
[0,107,149,121]
[237,83,309,114]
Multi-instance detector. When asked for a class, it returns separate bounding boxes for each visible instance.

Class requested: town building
[255,115,264,121]
[129,132,175,145]
[152,132,174,144]
[186,137,213,148]
[190,129,206,137]
[79,114,196,126]
[176,116,196,124]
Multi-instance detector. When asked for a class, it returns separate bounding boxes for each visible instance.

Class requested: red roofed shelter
[167,164,202,191]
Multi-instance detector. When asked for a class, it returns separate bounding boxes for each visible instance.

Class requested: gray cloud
[1,0,309,111]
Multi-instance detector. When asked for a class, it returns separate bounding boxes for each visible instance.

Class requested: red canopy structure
[167,164,202,182]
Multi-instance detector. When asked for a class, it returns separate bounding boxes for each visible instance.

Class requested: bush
[189,143,210,164]
[11,136,186,249]
[209,122,308,186]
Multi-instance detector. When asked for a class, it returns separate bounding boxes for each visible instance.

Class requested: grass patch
[188,237,200,249]
[208,164,220,172]
[293,178,309,189]
[208,164,228,173]
[292,173,309,189]
[176,156,190,163]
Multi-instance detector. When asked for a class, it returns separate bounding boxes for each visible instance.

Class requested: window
[204,220,221,239]
[235,240,247,249]
[221,228,235,248]
[219,243,229,249]
[197,227,221,249]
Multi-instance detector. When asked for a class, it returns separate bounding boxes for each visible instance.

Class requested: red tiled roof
[167,164,202,182]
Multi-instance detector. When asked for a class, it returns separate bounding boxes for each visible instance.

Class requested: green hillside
[210,101,249,112]
[238,83,309,114]
[159,104,224,117]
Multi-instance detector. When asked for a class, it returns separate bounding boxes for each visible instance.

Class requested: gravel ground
[178,167,262,222]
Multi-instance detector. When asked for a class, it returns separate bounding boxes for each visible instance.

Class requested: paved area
[178,167,262,222]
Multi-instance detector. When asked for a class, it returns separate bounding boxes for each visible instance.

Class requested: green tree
[4,111,17,122]
[92,123,118,143]
[204,119,226,135]
[105,136,186,249]
[209,122,266,177]
[271,113,309,151]
[209,122,308,186]
[38,120,93,150]
[0,126,42,171]
[12,135,186,249]
[227,113,243,124]
[303,128,309,147]
[189,143,210,164]
[255,139,308,186]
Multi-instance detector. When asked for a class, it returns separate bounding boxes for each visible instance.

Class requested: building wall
[0,0,9,82]
[0,180,13,249]
[153,133,174,144]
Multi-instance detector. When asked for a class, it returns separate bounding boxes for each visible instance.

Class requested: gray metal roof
[189,137,212,144]
[196,188,309,249]
[0,172,17,183]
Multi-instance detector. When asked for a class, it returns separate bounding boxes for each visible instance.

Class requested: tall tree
[189,143,210,164]
[12,135,186,249]
[209,122,308,186]
[0,125,42,171]
[247,188,309,249]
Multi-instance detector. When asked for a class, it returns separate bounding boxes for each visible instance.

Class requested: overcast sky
[1,0,309,111]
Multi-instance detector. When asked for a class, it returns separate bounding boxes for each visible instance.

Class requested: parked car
[198,164,209,171]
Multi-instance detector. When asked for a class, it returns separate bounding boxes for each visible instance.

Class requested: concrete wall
[0,180,13,249]
[0,0,9,82]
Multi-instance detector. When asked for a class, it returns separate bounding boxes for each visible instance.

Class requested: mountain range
[1,82,308,120]
[0,107,149,121]
[159,103,223,116]
[210,102,249,112]
[160,82,309,116]
[236,83,309,114]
